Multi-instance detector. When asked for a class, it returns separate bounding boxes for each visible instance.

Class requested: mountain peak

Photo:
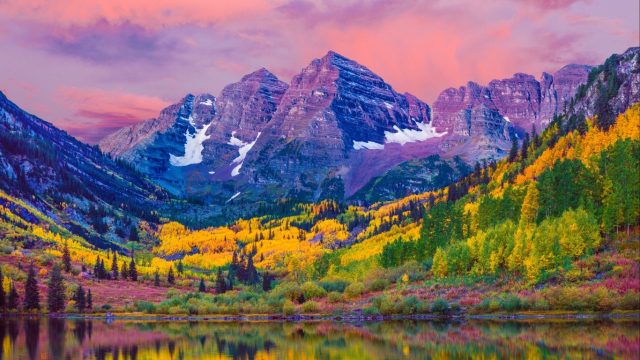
[241,67,279,82]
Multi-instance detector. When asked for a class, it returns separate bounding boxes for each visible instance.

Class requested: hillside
[0,100,637,315]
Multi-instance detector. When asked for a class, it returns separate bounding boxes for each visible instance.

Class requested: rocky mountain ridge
[94,49,638,204]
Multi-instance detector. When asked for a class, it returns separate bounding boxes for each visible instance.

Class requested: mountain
[569,47,639,128]
[98,51,599,204]
[0,91,168,248]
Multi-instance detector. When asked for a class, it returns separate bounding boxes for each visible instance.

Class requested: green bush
[416,300,430,314]
[366,279,389,292]
[430,298,450,314]
[363,306,380,316]
[134,301,156,313]
[271,282,303,302]
[399,296,418,314]
[618,292,640,310]
[344,282,365,298]
[319,280,349,293]
[378,296,398,315]
[302,301,319,313]
[101,304,112,311]
[327,291,343,303]
[283,300,297,316]
[301,282,327,299]
[498,294,522,312]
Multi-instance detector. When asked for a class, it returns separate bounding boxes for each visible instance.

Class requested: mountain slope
[0,91,168,248]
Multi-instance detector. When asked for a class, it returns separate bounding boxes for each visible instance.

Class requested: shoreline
[2,311,639,322]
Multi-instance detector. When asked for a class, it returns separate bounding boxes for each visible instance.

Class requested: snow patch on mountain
[169,116,212,166]
[230,132,261,177]
[200,99,213,106]
[384,121,447,146]
[226,192,241,203]
[353,140,384,150]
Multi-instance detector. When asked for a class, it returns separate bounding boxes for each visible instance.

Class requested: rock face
[241,51,441,200]
[432,65,592,139]
[98,50,601,203]
[570,47,639,121]
[99,94,216,193]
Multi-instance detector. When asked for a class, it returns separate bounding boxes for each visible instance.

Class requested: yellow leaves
[517,102,640,184]
[401,273,409,283]
[519,182,539,227]
[432,248,447,278]
[311,219,348,246]
[341,223,420,265]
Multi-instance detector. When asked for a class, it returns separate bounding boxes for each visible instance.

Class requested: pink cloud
[0,0,272,29]
[54,87,170,142]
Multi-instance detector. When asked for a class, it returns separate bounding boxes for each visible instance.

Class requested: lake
[0,317,638,359]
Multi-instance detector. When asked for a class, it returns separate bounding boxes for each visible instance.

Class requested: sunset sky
[0,0,638,143]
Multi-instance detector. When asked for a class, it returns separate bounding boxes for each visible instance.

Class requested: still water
[0,317,638,359]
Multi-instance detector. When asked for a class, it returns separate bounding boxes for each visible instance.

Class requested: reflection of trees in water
[7,320,19,345]
[48,318,65,360]
[23,319,39,360]
[73,320,88,344]
[0,318,638,359]
[0,321,5,360]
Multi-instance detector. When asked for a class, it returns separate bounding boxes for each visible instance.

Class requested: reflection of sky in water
[1,319,639,359]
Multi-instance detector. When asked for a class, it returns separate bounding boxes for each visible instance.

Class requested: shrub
[135,301,156,313]
[363,306,380,316]
[101,304,112,311]
[378,296,398,315]
[430,298,450,314]
[283,300,297,316]
[301,282,327,299]
[498,294,521,312]
[344,282,365,298]
[271,282,304,302]
[412,300,428,314]
[302,301,319,313]
[400,296,418,315]
[319,280,349,293]
[327,291,343,303]
[450,302,461,313]
[366,279,388,292]
[619,292,640,310]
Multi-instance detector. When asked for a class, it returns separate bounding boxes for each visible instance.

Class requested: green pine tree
[23,265,40,311]
[121,262,129,280]
[167,266,175,285]
[86,289,93,310]
[111,251,119,280]
[47,264,65,313]
[74,285,86,313]
[198,278,206,292]
[129,259,137,281]
[62,242,72,273]
[215,268,226,294]
[7,283,18,310]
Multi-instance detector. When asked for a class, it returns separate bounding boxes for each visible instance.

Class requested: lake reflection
[0,317,638,359]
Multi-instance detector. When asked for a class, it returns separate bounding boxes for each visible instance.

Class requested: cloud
[0,0,273,29]
[27,20,182,64]
[55,87,170,143]
[520,0,588,10]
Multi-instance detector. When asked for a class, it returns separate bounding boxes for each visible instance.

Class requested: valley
[0,47,637,320]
